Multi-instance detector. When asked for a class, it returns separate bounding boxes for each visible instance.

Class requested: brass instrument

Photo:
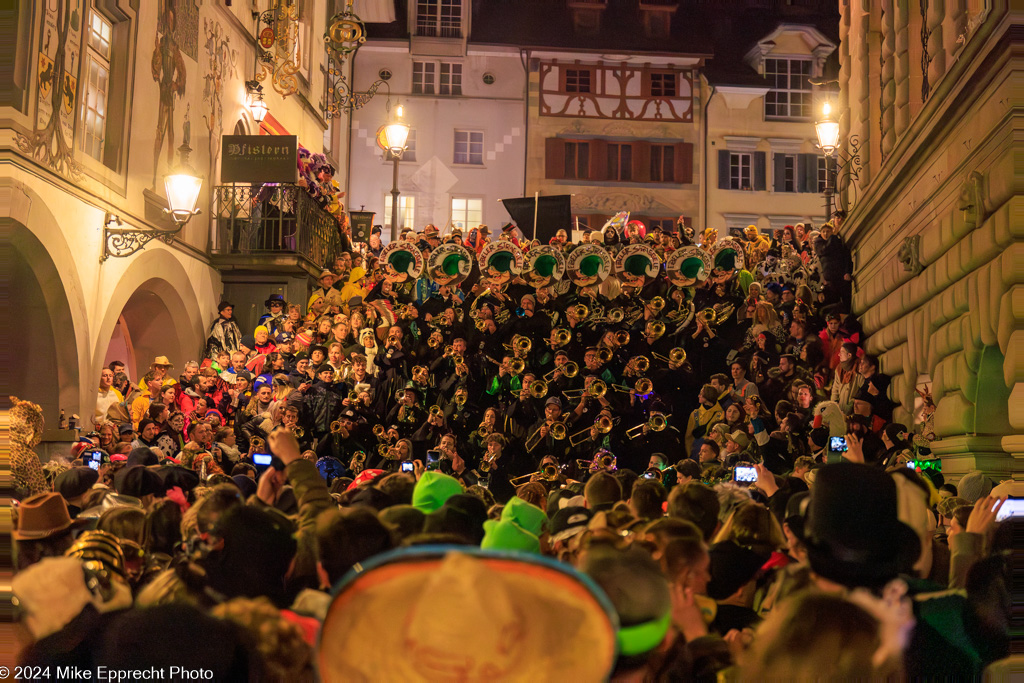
[377,444,391,458]
[479,454,495,473]
[568,414,614,447]
[504,335,531,354]
[293,426,305,439]
[648,296,666,314]
[643,467,664,482]
[562,379,607,400]
[351,451,366,474]
[646,320,666,340]
[528,379,548,399]
[428,336,441,348]
[509,463,562,485]
[652,347,687,365]
[476,423,493,437]
[545,360,581,381]
[613,377,654,395]
[629,355,651,375]
[552,328,571,347]
[594,307,624,324]
[251,437,265,452]
[597,348,613,364]
[525,417,566,452]
[571,304,589,320]
[475,318,489,332]
[373,424,386,438]
[624,412,671,438]
[348,391,359,401]
[508,358,526,375]
[589,452,617,472]
[429,405,443,417]
[614,330,630,346]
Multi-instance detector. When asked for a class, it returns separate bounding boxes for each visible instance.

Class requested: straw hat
[319,548,618,682]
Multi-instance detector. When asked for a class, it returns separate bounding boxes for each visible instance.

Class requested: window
[564,68,593,93]
[440,63,462,96]
[730,152,752,190]
[774,153,797,192]
[384,195,416,230]
[818,156,828,193]
[651,144,675,182]
[764,58,812,119]
[80,11,112,162]
[451,197,483,229]
[413,62,436,94]
[645,218,677,233]
[385,129,416,163]
[607,143,632,181]
[647,72,676,97]
[564,141,590,180]
[454,130,484,165]
[416,0,462,38]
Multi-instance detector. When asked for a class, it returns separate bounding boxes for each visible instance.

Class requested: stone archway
[3,221,82,423]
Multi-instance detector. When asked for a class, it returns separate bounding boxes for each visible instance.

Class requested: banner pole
[532,191,539,241]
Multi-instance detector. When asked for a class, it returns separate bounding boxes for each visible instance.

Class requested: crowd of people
[10,211,1017,680]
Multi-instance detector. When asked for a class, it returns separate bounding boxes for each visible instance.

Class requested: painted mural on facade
[202,18,238,182]
[151,2,188,187]
[18,0,84,178]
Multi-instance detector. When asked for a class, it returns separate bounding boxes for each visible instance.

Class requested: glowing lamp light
[815,101,840,156]
[164,165,203,224]
[381,105,410,157]
[249,92,269,123]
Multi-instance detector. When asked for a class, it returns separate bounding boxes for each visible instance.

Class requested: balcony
[211,184,340,274]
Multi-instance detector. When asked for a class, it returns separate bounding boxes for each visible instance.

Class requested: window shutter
[633,141,651,183]
[773,153,787,192]
[804,154,820,193]
[718,149,731,189]
[589,139,608,181]
[674,142,693,184]
[545,138,566,180]
[797,154,808,192]
[753,151,767,191]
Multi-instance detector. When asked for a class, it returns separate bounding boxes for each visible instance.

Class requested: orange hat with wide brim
[318,548,618,682]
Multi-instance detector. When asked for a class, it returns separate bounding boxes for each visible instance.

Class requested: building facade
[837,0,1021,479]
[704,22,838,237]
[348,1,528,235]
[2,0,343,451]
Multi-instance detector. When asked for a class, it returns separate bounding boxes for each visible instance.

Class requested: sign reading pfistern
[221,135,298,183]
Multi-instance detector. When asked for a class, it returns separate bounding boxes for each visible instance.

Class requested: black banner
[349,211,375,243]
[221,135,298,183]
[501,195,572,244]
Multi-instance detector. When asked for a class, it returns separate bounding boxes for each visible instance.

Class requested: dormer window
[568,0,606,36]
[639,1,677,38]
[764,58,812,119]
[416,0,462,39]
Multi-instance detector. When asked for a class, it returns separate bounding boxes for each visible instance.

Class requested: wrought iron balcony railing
[212,184,340,269]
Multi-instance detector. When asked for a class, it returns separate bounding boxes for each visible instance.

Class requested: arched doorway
[4,222,81,424]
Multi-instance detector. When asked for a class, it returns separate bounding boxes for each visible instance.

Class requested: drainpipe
[520,48,530,198]
[702,82,716,231]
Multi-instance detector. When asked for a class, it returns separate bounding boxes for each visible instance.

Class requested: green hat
[481,519,541,554]
[388,249,414,275]
[713,248,738,271]
[412,472,463,513]
[500,497,548,537]
[680,256,705,279]
[579,254,603,278]
[737,269,754,296]
[441,253,466,277]
[623,254,652,278]
[533,254,558,278]
[487,251,514,272]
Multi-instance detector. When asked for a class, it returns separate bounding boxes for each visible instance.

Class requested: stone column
[881,0,896,159]
[894,1,911,137]
[927,0,946,91]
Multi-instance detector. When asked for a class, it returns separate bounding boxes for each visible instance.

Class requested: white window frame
[439,62,462,96]
[384,195,416,230]
[80,10,112,163]
[413,61,436,94]
[450,196,483,230]
[764,58,813,120]
[453,129,484,165]
[729,152,752,190]
[818,156,828,193]
[780,153,797,192]
[416,0,462,38]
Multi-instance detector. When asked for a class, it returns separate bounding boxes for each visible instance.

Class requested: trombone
[614,330,630,346]
[524,417,566,452]
[627,355,650,375]
[646,320,666,340]
[528,379,548,398]
[562,379,607,400]
[624,412,671,438]
[551,328,571,348]
[509,463,562,485]
[596,348,614,364]
[587,452,617,472]
[612,378,653,395]
[543,361,579,381]
[594,308,624,324]
[504,335,532,355]
[652,347,687,365]
[648,296,666,315]
[570,303,589,321]
[568,414,614,447]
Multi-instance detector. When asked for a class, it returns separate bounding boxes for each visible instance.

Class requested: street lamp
[379,103,410,242]
[815,101,841,220]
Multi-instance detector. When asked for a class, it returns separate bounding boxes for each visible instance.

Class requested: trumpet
[624,412,671,438]
[476,423,493,437]
[479,454,496,473]
[348,390,360,401]
[528,379,548,399]
[351,451,366,474]
[373,424,386,439]
[571,304,589,320]
[551,328,571,347]
[614,330,630,346]
[646,320,666,340]
[377,444,391,458]
[652,347,687,365]
[568,414,614,447]
[250,437,265,452]
[475,319,489,332]
[429,405,443,417]
[648,296,666,314]
[562,379,607,400]
[293,426,305,439]
[428,336,442,348]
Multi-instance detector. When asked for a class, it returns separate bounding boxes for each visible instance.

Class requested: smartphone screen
[426,450,440,470]
[734,465,758,483]
[88,460,100,471]
[253,453,273,467]
[996,497,1024,522]
[829,436,848,452]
